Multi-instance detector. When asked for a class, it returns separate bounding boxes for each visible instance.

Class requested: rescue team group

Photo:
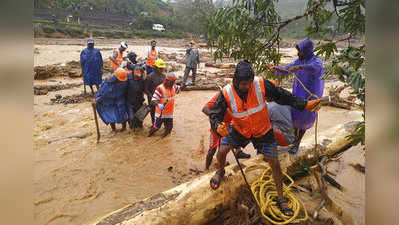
[81,38,324,215]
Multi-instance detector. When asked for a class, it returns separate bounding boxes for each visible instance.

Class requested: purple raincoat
[275,39,325,130]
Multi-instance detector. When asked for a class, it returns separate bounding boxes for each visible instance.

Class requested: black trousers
[147,95,155,125]
[183,66,197,84]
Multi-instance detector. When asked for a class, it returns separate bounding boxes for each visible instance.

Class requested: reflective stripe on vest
[224,77,265,118]
[155,113,174,119]
[222,76,271,138]
[110,50,123,70]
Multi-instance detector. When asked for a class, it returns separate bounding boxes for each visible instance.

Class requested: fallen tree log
[205,62,236,69]
[182,84,219,91]
[321,96,352,110]
[34,83,82,95]
[89,121,359,225]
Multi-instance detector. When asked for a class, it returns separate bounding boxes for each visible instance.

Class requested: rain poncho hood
[80,47,103,85]
[275,38,325,130]
[296,38,315,61]
[95,76,127,124]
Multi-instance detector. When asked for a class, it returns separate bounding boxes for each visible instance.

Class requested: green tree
[206,0,365,144]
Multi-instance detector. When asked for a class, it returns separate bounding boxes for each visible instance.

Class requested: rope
[243,165,308,224]
[288,69,320,157]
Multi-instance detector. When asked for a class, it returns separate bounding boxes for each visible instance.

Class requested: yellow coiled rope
[243,164,308,224]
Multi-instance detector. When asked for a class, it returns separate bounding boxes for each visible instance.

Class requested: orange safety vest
[110,50,123,70]
[155,83,176,118]
[133,67,142,79]
[126,66,142,79]
[222,76,271,139]
[146,48,158,66]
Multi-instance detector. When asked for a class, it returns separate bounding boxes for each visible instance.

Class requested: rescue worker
[144,59,166,125]
[145,40,159,75]
[148,73,181,138]
[125,52,145,130]
[209,60,321,216]
[110,41,128,72]
[202,92,250,170]
[183,40,200,86]
[126,52,138,67]
[268,38,325,154]
[95,68,128,132]
[80,38,103,95]
[127,52,146,73]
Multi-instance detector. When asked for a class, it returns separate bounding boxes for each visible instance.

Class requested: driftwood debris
[34,60,113,80]
[48,132,90,144]
[90,121,359,225]
[205,62,236,69]
[34,83,82,95]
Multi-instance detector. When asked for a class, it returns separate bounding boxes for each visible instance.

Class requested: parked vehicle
[152,24,165,32]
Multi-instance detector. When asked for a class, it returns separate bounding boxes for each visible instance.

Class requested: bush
[124,31,133,38]
[65,26,84,36]
[56,27,69,35]
[42,25,56,34]
[93,30,105,37]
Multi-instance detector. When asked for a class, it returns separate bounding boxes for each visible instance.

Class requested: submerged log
[90,121,359,225]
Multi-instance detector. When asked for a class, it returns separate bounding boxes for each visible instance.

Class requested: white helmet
[121,41,128,49]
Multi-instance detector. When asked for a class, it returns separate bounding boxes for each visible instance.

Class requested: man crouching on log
[209,60,321,215]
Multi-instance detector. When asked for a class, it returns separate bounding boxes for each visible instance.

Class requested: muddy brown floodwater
[34,38,363,225]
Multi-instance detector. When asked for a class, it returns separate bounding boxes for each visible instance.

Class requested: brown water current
[34,39,364,225]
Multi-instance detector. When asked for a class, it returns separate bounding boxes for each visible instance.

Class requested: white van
[152,24,165,32]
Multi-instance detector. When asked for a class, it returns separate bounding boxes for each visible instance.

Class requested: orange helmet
[268,79,279,87]
[190,40,196,45]
[115,68,127,81]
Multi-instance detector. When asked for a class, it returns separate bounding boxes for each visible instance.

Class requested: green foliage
[65,26,85,36]
[35,0,211,37]
[207,0,282,72]
[207,0,365,145]
[42,25,56,33]
[124,31,133,38]
[35,19,53,24]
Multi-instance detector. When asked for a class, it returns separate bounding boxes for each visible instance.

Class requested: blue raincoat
[275,39,325,130]
[80,47,103,85]
[95,76,127,124]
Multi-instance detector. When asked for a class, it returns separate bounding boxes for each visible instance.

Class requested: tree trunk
[90,121,359,225]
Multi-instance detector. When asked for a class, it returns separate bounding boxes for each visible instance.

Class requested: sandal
[210,170,225,190]
[276,198,294,217]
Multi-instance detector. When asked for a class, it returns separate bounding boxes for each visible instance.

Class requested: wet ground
[34,38,363,225]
